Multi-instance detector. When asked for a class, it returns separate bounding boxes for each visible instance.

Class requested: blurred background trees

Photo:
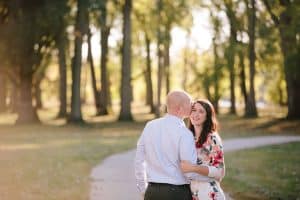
[0,0,299,124]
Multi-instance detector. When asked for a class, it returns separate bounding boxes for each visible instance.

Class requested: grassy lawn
[0,106,299,200]
[222,142,300,200]
[0,120,145,200]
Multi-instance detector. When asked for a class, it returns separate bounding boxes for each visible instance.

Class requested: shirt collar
[165,113,185,126]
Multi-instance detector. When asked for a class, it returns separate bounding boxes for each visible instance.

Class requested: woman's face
[190,102,207,126]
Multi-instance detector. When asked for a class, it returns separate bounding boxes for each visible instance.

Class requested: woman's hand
[180,160,195,173]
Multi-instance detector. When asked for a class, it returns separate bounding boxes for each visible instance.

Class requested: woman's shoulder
[207,132,223,145]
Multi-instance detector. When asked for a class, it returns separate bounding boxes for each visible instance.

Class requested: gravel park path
[89,135,300,200]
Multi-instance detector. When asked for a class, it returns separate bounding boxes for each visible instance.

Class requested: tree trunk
[228,29,237,114]
[34,80,42,109]
[17,65,39,123]
[224,2,238,115]
[279,6,300,119]
[119,0,133,121]
[238,49,248,108]
[245,0,258,117]
[16,10,38,124]
[9,81,18,113]
[263,0,300,119]
[156,43,164,117]
[212,36,220,114]
[69,0,86,123]
[98,0,110,115]
[182,48,188,91]
[87,29,101,115]
[0,73,6,112]
[144,33,155,113]
[57,31,67,118]
[164,37,170,95]
[155,0,163,117]
[99,27,110,115]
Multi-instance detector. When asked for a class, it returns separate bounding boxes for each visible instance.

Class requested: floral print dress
[191,132,225,200]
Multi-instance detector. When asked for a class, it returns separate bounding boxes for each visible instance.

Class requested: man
[134,90,197,200]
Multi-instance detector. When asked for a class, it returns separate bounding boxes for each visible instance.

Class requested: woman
[181,99,225,200]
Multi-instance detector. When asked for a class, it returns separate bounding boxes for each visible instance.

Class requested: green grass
[0,122,144,200]
[222,142,300,200]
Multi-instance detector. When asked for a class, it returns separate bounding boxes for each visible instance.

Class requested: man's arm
[179,131,202,181]
[181,161,224,180]
[134,129,147,194]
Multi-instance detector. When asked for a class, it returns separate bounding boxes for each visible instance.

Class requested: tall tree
[144,33,155,113]
[223,0,238,115]
[245,0,258,117]
[262,0,300,119]
[98,0,111,115]
[210,10,223,113]
[57,30,68,118]
[13,1,41,123]
[133,1,155,113]
[87,27,101,115]
[69,0,88,123]
[155,0,164,117]
[119,0,133,121]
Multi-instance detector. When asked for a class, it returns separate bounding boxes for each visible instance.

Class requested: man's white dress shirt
[134,114,198,193]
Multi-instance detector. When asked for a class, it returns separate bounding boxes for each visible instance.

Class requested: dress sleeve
[134,126,147,193]
[207,133,225,180]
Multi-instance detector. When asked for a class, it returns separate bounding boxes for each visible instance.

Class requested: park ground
[0,106,299,199]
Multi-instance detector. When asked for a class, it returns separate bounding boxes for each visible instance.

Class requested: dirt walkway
[89,135,300,200]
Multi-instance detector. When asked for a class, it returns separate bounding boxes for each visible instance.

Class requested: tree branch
[262,0,280,26]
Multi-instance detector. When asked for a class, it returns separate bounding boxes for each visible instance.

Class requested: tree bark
[57,31,67,118]
[263,0,300,119]
[98,0,110,115]
[245,0,258,117]
[155,0,164,117]
[0,73,6,112]
[182,48,188,91]
[279,4,300,119]
[99,26,110,115]
[212,36,220,113]
[119,0,133,121]
[164,36,170,95]
[34,79,42,109]
[87,29,101,115]
[16,9,39,124]
[225,3,237,115]
[144,33,155,113]
[68,0,86,123]
[17,64,39,123]
[238,49,248,108]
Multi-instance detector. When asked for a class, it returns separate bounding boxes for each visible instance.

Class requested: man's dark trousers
[144,182,193,200]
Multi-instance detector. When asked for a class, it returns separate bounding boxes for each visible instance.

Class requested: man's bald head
[166,90,192,118]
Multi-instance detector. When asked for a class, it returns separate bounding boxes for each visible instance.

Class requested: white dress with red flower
[191,132,226,200]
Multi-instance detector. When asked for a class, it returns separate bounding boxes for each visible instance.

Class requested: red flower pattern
[209,191,217,200]
[192,132,225,199]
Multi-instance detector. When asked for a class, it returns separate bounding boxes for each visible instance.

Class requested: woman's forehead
[192,102,204,109]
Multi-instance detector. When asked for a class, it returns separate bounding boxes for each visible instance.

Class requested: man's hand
[140,192,145,200]
[208,167,225,181]
[180,160,195,173]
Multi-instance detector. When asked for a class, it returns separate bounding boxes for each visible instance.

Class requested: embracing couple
[134,90,226,200]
